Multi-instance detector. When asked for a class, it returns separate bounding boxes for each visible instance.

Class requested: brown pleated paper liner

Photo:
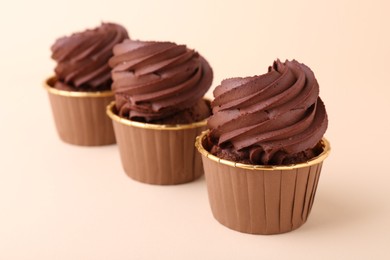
[44,77,116,146]
[106,101,208,185]
[195,130,330,235]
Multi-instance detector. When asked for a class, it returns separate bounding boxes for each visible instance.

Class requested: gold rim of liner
[106,101,208,130]
[43,76,114,98]
[195,130,331,171]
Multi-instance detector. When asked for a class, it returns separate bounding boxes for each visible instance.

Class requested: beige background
[1,0,390,259]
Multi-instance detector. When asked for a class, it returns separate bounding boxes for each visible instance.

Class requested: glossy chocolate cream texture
[51,23,129,91]
[207,59,328,165]
[109,40,213,124]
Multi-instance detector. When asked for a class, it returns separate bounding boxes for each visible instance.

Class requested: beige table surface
[1,0,389,259]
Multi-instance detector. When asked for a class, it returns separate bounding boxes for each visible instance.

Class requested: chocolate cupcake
[44,22,129,146]
[106,39,213,185]
[196,59,330,234]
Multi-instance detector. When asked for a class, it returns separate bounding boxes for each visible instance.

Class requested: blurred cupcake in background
[44,22,129,146]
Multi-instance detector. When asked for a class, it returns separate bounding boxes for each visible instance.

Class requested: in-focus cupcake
[44,23,129,146]
[196,59,330,234]
[106,39,213,185]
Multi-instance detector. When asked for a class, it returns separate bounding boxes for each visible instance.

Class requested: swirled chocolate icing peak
[109,39,213,122]
[51,23,129,91]
[207,59,328,165]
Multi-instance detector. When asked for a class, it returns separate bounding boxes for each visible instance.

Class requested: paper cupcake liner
[195,130,330,235]
[106,101,208,185]
[44,77,116,146]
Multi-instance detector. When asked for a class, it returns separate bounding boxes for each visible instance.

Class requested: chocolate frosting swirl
[208,59,328,165]
[109,39,213,121]
[51,23,129,91]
